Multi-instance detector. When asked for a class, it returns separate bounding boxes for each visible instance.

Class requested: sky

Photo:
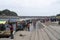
[0,0,60,16]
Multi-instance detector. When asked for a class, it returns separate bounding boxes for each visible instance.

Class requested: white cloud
[0,0,57,8]
[0,0,60,16]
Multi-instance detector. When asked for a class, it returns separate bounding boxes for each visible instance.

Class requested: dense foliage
[56,14,60,16]
[0,9,18,16]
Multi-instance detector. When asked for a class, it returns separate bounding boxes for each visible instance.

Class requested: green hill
[0,9,18,16]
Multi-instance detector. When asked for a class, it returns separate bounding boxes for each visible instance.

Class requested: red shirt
[10,25,13,31]
[27,24,30,27]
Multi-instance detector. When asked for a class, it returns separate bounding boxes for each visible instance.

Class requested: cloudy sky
[0,0,60,16]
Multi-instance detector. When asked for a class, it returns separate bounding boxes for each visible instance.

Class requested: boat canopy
[0,21,6,24]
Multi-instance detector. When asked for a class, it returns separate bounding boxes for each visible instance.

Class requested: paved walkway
[14,21,60,40]
[14,31,31,40]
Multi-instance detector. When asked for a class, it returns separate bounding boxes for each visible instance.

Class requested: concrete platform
[14,21,60,40]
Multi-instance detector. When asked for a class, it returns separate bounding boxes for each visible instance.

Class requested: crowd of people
[0,20,37,39]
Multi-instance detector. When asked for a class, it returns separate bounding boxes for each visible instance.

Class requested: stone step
[44,28,57,40]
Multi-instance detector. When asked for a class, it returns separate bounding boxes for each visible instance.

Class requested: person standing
[10,24,14,39]
[33,21,36,29]
[27,23,30,31]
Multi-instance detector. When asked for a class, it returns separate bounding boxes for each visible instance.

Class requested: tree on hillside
[56,14,60,25]
[56,14,60,16]
[0,9,18,16]
[0,11,2,15]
